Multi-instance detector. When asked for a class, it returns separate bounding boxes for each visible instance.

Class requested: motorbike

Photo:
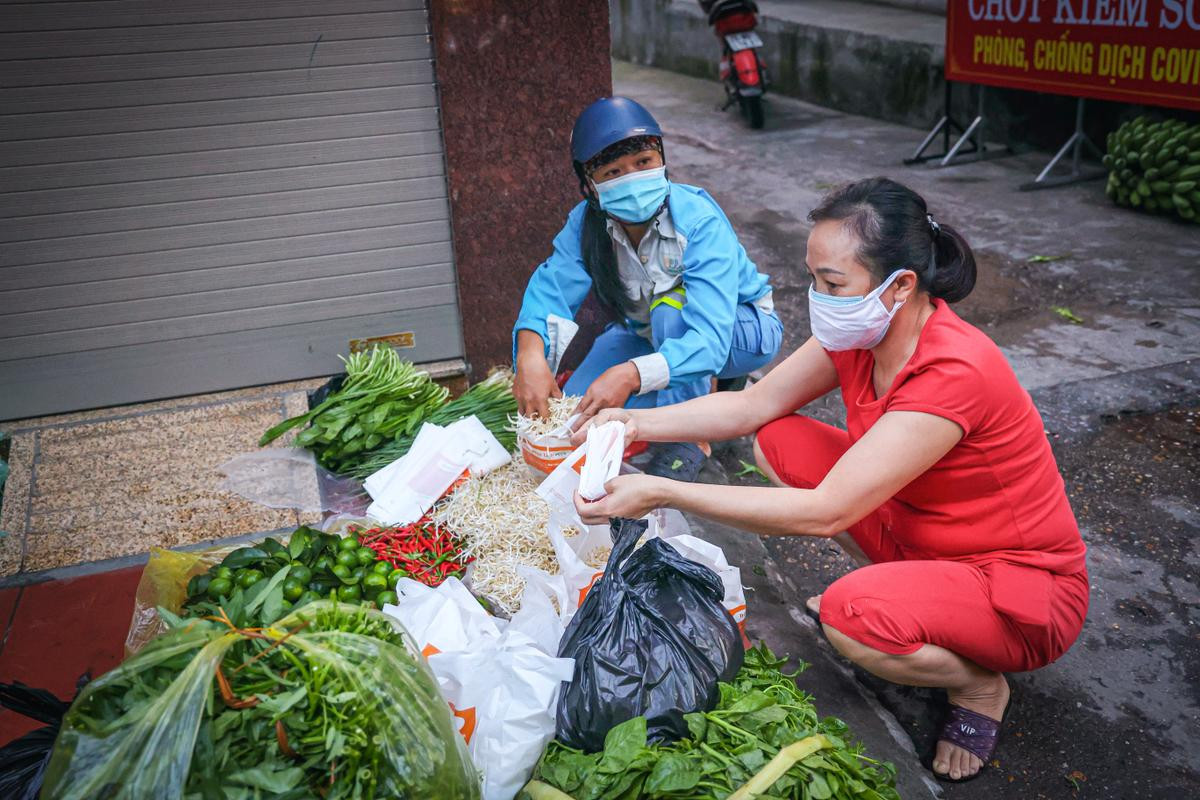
[700,0,768,129]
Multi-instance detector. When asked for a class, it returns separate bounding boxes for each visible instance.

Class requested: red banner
[946,1,1200,111]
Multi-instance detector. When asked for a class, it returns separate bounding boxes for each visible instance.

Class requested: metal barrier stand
[905,82,1012,167]
[1020,97,1107,191]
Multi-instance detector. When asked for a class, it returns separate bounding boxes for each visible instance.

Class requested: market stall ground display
[259,350,517,480]
[525,645,900,800]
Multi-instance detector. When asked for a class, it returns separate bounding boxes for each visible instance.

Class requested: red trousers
[757,415,1088,673]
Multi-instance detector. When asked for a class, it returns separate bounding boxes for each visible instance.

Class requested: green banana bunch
[260,345,450,472]
[1103,115,1200,224]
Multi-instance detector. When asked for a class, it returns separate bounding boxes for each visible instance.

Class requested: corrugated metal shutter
[0,0,462,421]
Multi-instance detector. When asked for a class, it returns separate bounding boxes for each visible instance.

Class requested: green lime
[214,566,234,581]
[372,559,393,576]
[388,569,407,586]
[206,577,233,599]
[374,590,398,607]
[351,568,365,585]
[313,556,333,573]
[337,584,362,602]
[282,578,305,601]
[355,547,376,567]
[296,590,321,608]
[308,580,330,595]
[335,551,359,569]
[237,569,264,588]
[289,564,313,584]
[362,573,388,596]
[330,564,351,582]
[338,536,361,553]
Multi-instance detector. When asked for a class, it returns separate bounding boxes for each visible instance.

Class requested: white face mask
[808,270,906,351]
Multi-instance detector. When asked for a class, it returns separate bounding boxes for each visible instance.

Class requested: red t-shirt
[828,299,1087,577]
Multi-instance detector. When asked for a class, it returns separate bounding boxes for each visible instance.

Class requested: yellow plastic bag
[124,544,236,656]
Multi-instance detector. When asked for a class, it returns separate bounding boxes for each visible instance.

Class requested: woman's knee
[819,571,923,658]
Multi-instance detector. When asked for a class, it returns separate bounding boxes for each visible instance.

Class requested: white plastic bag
[364,416,510,524]
[578,420,625,500]
[382,579,574,800]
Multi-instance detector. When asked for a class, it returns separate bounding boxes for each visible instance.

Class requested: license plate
[725,31,763,51]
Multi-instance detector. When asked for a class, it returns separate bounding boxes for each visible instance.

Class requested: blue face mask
[593,166,669,223]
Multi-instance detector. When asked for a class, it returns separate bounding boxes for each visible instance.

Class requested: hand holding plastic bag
[555,517,745,751]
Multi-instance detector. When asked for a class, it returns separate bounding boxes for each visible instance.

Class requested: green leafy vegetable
[260,346,449,473]
[348,370,518,478]
[736,460,771,483]
[524,645,899,800]
[43,602,480,800]
[1050,306,1084,324]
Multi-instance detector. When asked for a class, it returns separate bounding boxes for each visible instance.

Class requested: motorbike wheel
[739,94,764,129]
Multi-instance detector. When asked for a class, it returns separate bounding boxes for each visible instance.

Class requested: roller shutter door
[0,0,462,420]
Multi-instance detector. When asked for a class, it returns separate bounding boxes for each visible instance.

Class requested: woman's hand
[572,362,640,426]
[514,353,561,419]
[573,474,670,524]
[570,408,639,446]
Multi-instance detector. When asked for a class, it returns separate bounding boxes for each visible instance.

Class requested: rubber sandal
[642,442,706,482]
[925,702,1007,783]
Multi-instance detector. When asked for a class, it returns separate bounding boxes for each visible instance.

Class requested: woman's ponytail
[927,222,976,303]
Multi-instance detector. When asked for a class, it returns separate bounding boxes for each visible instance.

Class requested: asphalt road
[613,60,1200,799]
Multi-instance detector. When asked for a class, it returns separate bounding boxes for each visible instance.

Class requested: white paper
[578,420,625,500]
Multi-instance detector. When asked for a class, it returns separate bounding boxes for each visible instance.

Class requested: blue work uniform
[513,182,783,408]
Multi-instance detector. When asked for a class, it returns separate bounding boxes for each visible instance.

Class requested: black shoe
[643,442,706,482]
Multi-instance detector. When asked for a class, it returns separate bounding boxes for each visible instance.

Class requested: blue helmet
[570,96,663,165]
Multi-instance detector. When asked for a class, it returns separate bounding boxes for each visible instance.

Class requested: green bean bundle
[260,346,449,473]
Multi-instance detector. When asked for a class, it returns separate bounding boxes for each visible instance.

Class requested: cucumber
[1171,193,1191,212]
[1174,180,1196,193]
[1189,189,1200,204]
[1150,180,1172,194]
[1145,167,1161,181]
[1137,179,1152,196]
[1160,160,1181,177]
[1130,191,1143,206]
[1177,164,1200,180]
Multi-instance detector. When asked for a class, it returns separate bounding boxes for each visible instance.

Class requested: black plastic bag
[0,676,86,800]
[556,517,745,751]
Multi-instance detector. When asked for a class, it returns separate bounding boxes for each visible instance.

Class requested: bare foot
[933,673,1010,780]
[805,594,822,616]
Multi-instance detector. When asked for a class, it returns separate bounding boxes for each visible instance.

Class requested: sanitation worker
[573,177,1090,783]
[512,96,783,481]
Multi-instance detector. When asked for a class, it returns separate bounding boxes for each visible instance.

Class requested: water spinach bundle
[260,346,449,472]
[524,645,899,800]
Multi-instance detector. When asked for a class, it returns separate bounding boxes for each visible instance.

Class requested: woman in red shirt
[573,177,1089,782]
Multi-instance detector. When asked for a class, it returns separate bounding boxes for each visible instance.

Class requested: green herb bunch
[525,645,899,800]
[42,602,480,800]
[347,369,518,479]
[260,346,450,472]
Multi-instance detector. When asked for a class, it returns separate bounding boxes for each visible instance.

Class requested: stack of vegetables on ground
[523,645,899,800]
[1104,115,1200,223]
[259,346,517,476]
[43,602,480,800]
[182,526,409,625]
[352,518,472,587]
[348,369,518,478]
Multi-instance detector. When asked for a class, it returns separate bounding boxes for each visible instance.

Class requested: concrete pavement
[612,59,1200,798]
